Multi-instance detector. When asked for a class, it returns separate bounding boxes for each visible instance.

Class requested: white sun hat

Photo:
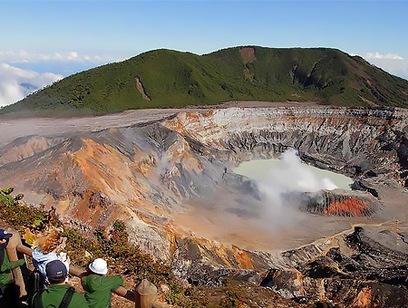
[89,258,108,275]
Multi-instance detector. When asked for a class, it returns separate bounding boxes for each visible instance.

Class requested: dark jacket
[81,274,123,308]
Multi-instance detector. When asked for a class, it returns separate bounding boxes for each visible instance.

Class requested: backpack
[32,286,75,308]
[0,249,4,267]
[26,269,46,304]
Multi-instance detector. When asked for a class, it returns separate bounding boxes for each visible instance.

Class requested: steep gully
[0,105,407,306]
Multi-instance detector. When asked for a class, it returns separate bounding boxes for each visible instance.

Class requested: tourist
[30,259,88,307]
[0,229,25,308]
[81,258,123,308]
[32,227,70,282]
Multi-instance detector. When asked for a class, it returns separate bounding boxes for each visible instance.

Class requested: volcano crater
[1,105,407,306]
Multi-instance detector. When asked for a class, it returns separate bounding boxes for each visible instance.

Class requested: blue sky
[1,0,407,107]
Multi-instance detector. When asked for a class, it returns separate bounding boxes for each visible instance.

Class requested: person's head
[33,227,64,254]
[46,259,67,284]
[89,258,108,275]
[0,229,13,248]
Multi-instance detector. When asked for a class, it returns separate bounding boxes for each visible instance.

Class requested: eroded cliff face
[0,106,407,306]
[163,107,408,185]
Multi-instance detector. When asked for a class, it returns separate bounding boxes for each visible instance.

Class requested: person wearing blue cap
[0,228,25,307]
[30,259,88,307]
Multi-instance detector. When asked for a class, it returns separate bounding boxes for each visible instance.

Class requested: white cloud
[362,52,408,81]
[68,51,79,61]
[364,52,404,60]
[0,50,122,64]
[0,63,62,108]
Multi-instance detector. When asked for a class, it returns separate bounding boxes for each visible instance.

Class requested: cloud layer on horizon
[0,50,127,108]
[0,63,62,108]
[0,50,122,65]
[363,52,408,81]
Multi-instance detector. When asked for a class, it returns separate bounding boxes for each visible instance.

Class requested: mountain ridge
[1,46,408,116]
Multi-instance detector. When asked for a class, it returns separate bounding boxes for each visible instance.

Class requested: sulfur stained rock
[300,189,381,217]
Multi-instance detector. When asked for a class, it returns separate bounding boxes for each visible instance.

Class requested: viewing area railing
[5,228,172,308]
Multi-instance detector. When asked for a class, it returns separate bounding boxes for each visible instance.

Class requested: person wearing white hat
[81,258,123,308]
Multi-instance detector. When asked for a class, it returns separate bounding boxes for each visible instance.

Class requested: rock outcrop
[300,189,381,216]
[262,225,408,307]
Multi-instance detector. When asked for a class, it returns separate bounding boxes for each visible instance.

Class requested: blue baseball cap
[0,229,13,240]
[46,260,68,281]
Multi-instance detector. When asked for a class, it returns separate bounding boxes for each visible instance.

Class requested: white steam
[231,149,351,231]
[156,151,172,178]
[257,149,337,196]
[181,149,354,250]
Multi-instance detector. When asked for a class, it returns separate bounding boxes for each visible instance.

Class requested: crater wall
[163,107,408,186]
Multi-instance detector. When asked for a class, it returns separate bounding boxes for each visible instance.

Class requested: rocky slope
[0,105,407,306]
[262,224,408,306]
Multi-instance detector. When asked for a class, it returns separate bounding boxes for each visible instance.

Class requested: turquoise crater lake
[233,150,353,192]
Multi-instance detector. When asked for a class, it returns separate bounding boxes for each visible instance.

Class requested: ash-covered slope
[1,106,408,306]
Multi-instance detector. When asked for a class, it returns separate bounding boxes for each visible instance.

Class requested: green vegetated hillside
[2,46,408,116]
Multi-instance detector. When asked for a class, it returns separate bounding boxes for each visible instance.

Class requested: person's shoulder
[31,247,40,257]
[72,288,86,298]
[82,273,103,289]
[111,275,123,282]
[101,274,122,282]
[71,288,88,306]
[107,275,123,289]
[82,273,98,281]
[47,283,70,292]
